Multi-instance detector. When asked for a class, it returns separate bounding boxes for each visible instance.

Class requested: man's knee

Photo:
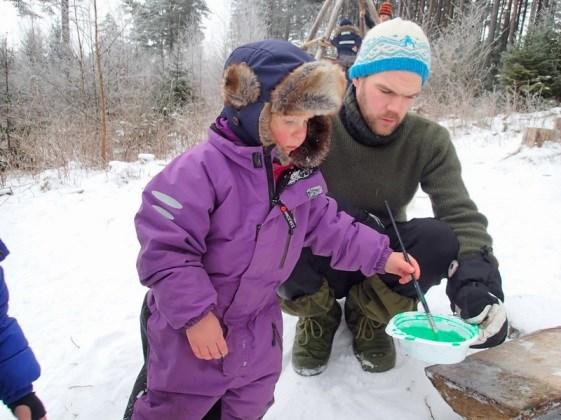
[408,218,459,261]
[278,248,327,301]
[383,218,459,298]
[348,275,416,324]
[280,280,335,317]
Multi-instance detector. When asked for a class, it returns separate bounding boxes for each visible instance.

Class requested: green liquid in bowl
[400,325,466,342]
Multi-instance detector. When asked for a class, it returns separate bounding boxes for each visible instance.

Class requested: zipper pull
[255,224,262,241]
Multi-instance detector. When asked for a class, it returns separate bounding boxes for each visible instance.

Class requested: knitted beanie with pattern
[348,18,431,84]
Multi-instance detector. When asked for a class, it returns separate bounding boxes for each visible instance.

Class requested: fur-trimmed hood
[333,24,361,37]
[221,40,346,168]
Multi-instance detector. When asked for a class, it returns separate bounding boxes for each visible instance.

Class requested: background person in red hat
[378,2,393,22]
[364,1,394,28]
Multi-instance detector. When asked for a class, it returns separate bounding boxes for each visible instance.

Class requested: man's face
[353,71,422,136]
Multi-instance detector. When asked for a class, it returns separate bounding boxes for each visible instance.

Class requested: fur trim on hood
[333,24,361,37]
[221,40,346,168]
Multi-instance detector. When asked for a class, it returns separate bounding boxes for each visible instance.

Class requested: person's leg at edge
[124,292,222,420]
[220,371,279,420]
[132,389,221,420]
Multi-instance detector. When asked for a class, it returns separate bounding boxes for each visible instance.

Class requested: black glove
[8,392,46,420]
[447,247,508,348]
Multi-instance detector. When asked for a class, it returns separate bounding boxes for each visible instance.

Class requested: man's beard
[364,111,401,136]
[356,88,401,136]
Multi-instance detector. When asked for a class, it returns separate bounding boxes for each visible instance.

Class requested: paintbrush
[384,201,438,333]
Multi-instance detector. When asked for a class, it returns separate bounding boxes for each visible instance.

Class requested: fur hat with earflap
[221,40,347,168]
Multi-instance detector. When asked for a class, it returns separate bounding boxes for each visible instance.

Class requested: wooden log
[521,119,561,148]
[425,327,561,420]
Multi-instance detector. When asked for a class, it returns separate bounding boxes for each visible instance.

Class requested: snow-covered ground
[1,108,560,419]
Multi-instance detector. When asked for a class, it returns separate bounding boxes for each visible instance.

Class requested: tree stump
[425,327,561,420]
[521,118,561,147]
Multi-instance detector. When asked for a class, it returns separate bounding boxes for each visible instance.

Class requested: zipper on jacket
[277,200,296,268]
[279,231,293,268]
[255,223,262,241]
[267,162,298,267]
[263,147,275,208]
[272,322,282,349]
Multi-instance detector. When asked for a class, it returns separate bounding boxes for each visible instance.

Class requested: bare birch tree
[93,0,108,163]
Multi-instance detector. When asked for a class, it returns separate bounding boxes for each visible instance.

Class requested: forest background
[0,0,560,174]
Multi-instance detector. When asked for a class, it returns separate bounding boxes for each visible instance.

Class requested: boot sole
[293,364,328,376]
[354,351,395,373]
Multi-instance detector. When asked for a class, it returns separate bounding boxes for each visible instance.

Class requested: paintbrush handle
[384,201,438,332]
[413,280,428,310]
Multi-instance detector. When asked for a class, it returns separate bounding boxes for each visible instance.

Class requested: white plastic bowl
[386,311,480,364]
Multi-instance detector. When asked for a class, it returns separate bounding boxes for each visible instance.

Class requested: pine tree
[124,0,208,56]
[247,0,321,41]
[124,0,208,112]
[499,25,561,99]
[0,37,15,159]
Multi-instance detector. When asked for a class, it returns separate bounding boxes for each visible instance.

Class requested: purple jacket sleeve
[304,194,392,276]
[135,154,217,330]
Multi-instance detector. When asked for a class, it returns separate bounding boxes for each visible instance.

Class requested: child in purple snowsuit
[129,40,420,420]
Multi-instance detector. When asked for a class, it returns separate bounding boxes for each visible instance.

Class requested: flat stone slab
[425,327,561,419]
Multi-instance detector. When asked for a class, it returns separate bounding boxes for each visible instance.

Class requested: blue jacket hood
[222,40,314,146]
[0,239,8,263]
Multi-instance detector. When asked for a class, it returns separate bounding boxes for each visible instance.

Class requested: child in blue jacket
[0,239,47,420]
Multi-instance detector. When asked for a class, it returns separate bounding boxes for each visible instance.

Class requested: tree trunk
[444,0,454,28]
[364,0,381,25]
[358,0,366,36]
[418,0,426,23]
[73,0,87,120]
[487,0,502,47]
[427,0,436,35]
[499,0,513,53]
[61,0,70,50]
[93,0,108,164]
[517,0,529,40]
[2,38,11,150]
[507,0,522,45]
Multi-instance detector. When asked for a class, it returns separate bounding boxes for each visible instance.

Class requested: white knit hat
[349,18,431,84]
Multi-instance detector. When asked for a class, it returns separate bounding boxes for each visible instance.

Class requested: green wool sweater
[321,94,493,257]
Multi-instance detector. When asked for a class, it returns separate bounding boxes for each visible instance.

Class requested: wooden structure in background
[302,0,381,59]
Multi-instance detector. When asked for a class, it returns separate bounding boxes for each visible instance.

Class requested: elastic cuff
[8,392,46,420]
[470,319,508,349]
[375,246,393,274]
[184,304,216,329]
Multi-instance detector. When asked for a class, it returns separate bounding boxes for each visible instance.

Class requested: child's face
[269,111,315,155]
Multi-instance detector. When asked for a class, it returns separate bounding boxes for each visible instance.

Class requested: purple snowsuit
[132,121,392,419]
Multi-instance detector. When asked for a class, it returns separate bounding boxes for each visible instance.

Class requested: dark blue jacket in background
[0,239,41,407]
[330,20,362,57]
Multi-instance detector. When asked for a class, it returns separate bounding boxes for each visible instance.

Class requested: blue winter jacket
[0,239,41,407]
[330,24,362,56]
